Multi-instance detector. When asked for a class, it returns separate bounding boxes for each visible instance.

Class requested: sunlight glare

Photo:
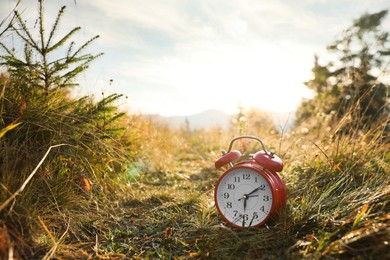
[155,42,313,115]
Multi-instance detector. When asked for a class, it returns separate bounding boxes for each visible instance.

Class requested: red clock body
[214,136,287,228]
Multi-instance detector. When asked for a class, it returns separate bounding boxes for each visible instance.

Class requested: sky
[1,0,389,116]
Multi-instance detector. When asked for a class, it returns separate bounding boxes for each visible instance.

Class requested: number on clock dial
[216,168,273,227]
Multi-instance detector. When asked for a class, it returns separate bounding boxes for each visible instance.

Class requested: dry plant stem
[41,217,70,260]
[308,139,345,174]
[0,144,70,212]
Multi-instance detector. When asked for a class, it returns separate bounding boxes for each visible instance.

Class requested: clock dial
[215,167,273,228]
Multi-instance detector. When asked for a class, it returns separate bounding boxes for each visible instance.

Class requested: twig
[0,144,70,212]
[8,244,13,260]
[278,111,293,154]
[308,139,345,175]
[41,217,70,260]
[0,0,20,38]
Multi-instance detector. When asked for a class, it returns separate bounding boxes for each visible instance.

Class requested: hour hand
[238,195,247,201]
[238,195,248,211]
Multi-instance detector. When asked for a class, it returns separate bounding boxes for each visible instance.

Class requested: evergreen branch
[61,82,79,88]
[0,14,15,39]
[0,0,20,38]
[105,112,126,126]
[46,26,81,53]
[61,53,103,84]
[46,6,66,50]
[0,56,27,68]
[45,62,68,82]
[69,35,100,60]
[61,64,88,85]
[24,44,33,66]
[67,53,103,68]
[11,24,39,52]
[65,53,96,65]
[0,42,14,56]
[39,0,45,52]
[46,53,96,67]
[44,52,100,84]
[66,41,75,58]
[46,57,70,69]
[12,11,40,51]
[101,93,124,105]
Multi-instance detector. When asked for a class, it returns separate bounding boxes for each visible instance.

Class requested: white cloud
[107,36,315,115]
[1,0,389,116]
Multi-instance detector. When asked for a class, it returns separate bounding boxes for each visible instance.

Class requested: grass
[0,99,389,259]
[23,122,384,259]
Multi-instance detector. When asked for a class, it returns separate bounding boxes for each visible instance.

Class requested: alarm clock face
[215,167,273,228]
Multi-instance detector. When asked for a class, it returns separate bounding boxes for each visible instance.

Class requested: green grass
[0,80,388,259]
[1,111,389,259]
[38,126,387,259]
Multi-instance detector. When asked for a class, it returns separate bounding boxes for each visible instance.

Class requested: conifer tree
[0,3,134,257]
[0,0,102,95]
[0,0,128,164]
[296,10,389,134]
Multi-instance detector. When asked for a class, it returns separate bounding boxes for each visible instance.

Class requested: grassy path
[102,157,222,258]
[2,134,387,259]
[90,141,390,259]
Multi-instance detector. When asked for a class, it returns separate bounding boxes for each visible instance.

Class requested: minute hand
[247,186,262,196]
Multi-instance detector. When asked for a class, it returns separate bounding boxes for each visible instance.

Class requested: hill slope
[150,109,232,129]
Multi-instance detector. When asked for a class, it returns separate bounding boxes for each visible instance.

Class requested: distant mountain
[146,109,295,131]
[170,109,232,129]
[149,109,232,130]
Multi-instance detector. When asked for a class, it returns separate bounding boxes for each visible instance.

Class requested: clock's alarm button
[253,151,283,172]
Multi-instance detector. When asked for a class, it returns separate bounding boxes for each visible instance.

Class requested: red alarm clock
[214,135,287,228]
